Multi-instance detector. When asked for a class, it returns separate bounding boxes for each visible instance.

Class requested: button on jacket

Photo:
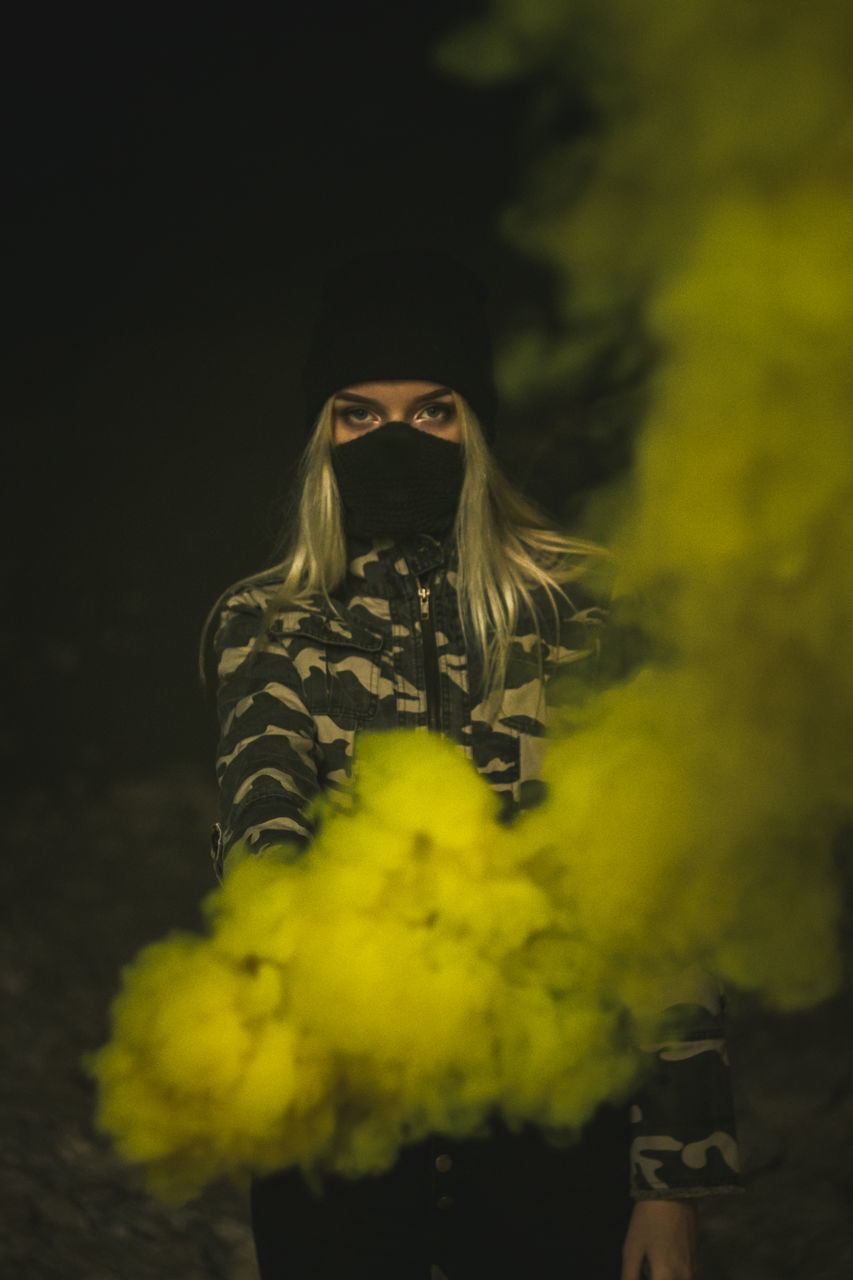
[210,533,742,1200]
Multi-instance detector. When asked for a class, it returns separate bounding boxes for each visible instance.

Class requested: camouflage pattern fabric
[630,999,742,1198]
[210,533,742,1199]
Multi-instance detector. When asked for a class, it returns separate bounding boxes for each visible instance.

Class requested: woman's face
[332,381,461,446]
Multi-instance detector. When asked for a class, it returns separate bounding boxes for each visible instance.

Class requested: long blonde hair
[202,393,607,698]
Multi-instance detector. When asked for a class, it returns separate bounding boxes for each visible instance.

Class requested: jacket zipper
[417,578,442,732]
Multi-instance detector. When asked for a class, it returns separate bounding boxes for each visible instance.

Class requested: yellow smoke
[90,732,648,1201]
[89,0,853,1201]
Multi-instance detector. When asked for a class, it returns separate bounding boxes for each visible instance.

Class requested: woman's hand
[621,1197,699,1279]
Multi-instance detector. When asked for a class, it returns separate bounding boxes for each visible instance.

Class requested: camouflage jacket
[211,532,742,1200]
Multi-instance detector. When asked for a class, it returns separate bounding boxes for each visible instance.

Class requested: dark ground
[2,769,852,1279]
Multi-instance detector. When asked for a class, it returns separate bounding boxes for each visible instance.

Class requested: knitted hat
[302,249,498,438]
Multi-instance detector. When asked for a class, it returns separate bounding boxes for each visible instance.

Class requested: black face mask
[331,420,464,538]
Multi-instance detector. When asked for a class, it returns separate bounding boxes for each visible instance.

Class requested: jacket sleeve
[212,588,320,877]
[628,977,743,1199]
[594,600,742,1198]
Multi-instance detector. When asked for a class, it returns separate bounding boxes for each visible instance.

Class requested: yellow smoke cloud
[89,0,853,1201]
[90,732,647,1201]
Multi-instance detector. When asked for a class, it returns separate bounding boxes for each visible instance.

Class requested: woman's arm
[621,969,741,1277]
[628,969,741,1199]
[213,588,321,876]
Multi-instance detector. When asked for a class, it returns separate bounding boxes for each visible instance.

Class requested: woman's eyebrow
[411,387,454,404]
[335,387,454,407]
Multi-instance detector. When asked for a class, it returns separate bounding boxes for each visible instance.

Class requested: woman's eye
[418,403,451,423]
[343,407,372,424]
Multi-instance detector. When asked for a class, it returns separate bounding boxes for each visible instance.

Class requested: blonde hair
[202,393,607,700]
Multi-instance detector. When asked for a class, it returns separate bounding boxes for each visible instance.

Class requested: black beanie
[302,249,498,439]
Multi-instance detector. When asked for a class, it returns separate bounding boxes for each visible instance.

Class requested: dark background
[3,0,637,790]
[2,3,851,1277]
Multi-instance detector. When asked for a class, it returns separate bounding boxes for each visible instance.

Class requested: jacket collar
[348,533,454,579]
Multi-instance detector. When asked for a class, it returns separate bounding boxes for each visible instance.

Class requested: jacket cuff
[629,1006,743,1197]
[212,812,312,880]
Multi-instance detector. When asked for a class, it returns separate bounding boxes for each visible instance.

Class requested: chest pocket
[268,611,384,723]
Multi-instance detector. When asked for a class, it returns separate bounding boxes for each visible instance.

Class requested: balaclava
[301,249,497,538]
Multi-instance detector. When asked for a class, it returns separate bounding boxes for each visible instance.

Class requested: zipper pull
[417,583,430,619]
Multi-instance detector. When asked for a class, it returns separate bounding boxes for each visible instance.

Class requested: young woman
[206,250,740,1279]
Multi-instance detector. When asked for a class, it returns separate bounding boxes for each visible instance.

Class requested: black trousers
[251,1105,632,1279]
